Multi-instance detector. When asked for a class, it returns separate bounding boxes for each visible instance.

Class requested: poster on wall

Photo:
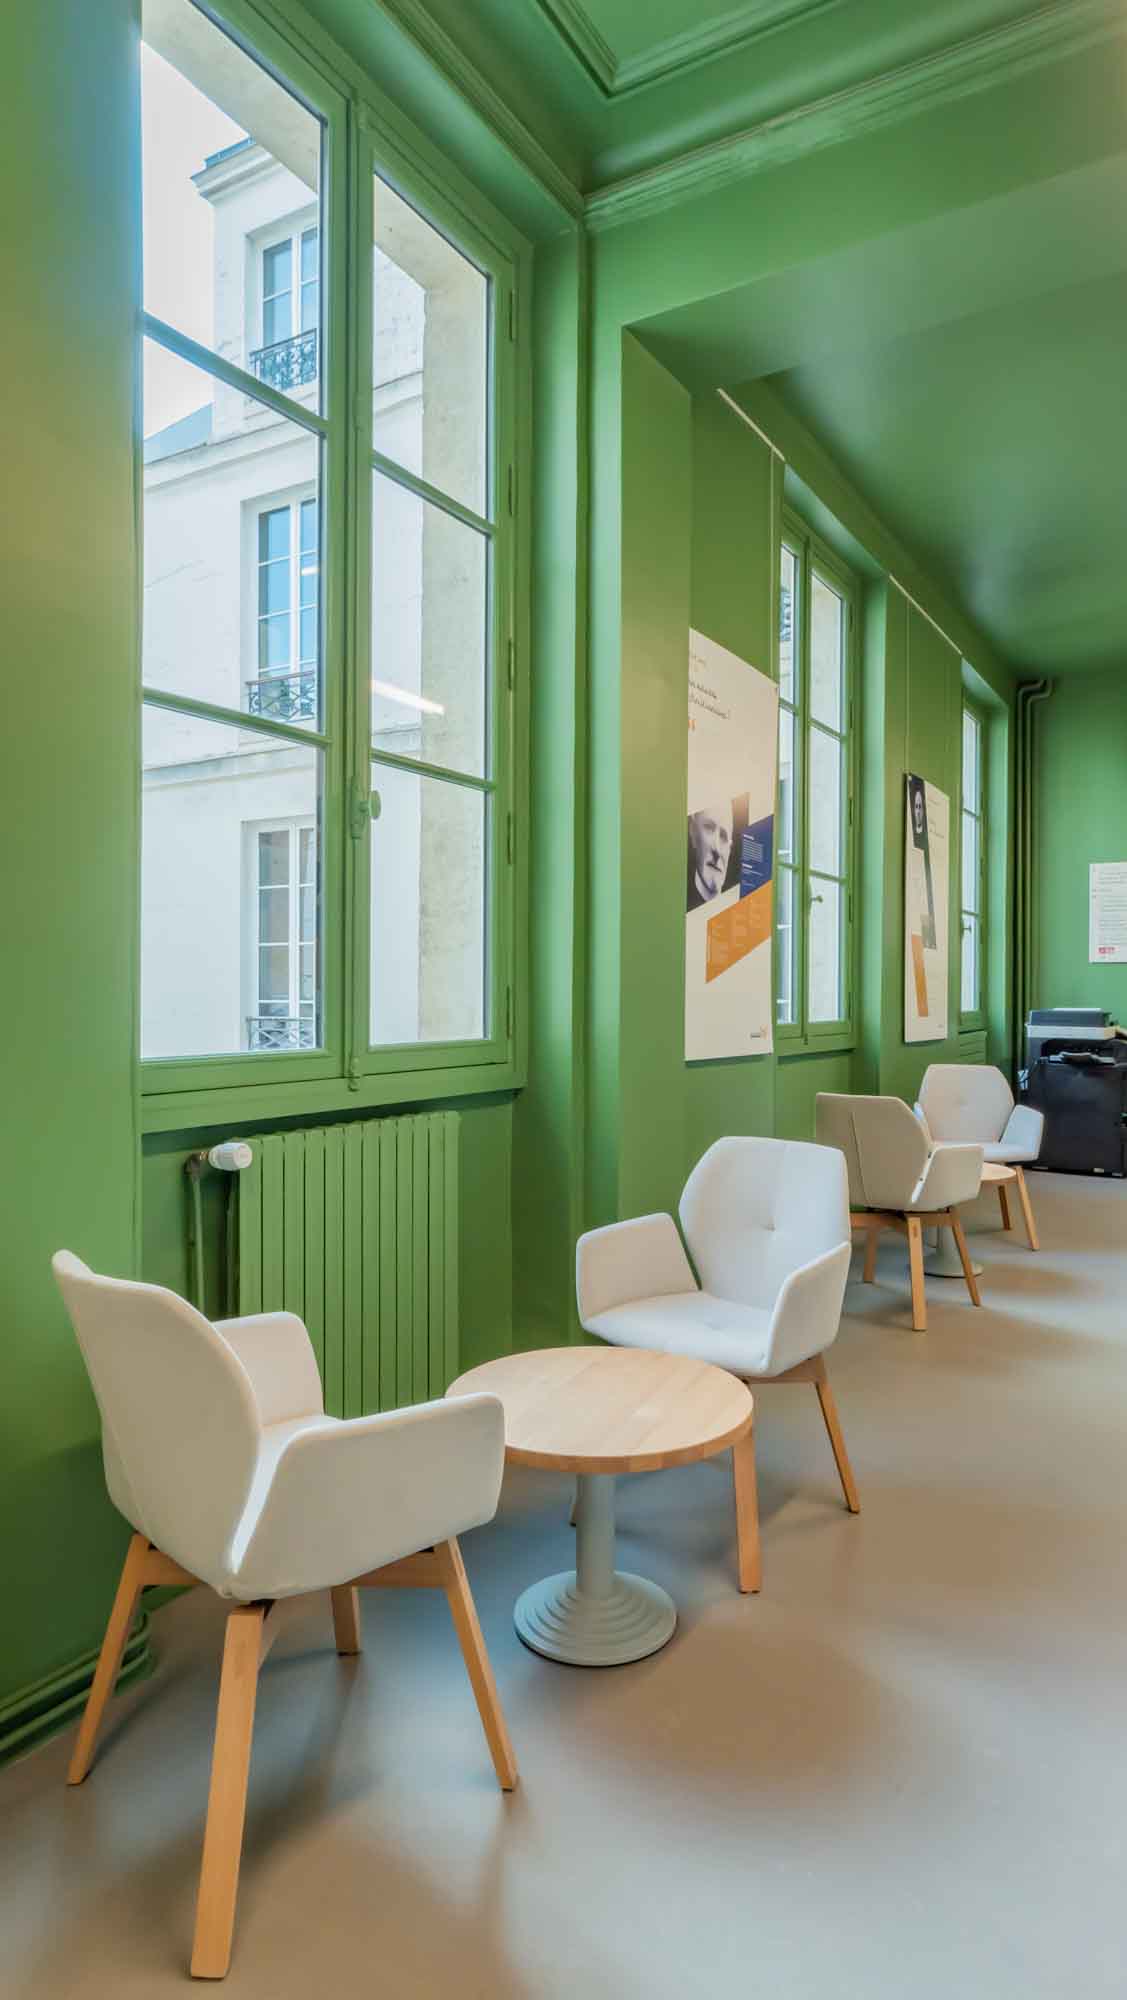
[1088,862,1127,963]
[685,629,777,1062]
[904,773,950,1043]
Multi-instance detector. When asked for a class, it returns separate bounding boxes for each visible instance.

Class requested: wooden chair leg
[813,1366,860,1514]
[330,1585,361,1655]
[434,1539,518,1793]
[862,1221,880,1284]
[731,1424,761,1593]
[190,1606,266,1981]
[950,1211,982,1305]
[907,1215,927,1330]
[997,1181,1012,1231]
[1013,1165,1040,1251]
[67,1531,150,1786]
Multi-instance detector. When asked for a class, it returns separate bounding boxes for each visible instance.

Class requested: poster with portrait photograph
[685,629,777,1062]
[904,772,949,1042]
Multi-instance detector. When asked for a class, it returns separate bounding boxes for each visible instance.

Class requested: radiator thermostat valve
[207,1141,253,1172]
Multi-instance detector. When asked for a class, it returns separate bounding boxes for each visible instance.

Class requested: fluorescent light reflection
[371,678,445,717]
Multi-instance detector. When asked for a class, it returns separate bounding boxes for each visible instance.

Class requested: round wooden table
[446,1347,755,1667]
[925,1160,1015,1278]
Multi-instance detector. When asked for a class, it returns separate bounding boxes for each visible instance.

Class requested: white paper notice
[1089,862,1127,964]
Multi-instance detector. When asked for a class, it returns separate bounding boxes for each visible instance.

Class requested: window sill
[777,1030,856,1060]
[140,1054,524,1135]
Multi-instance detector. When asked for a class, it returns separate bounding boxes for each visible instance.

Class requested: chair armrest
[576,1214,696,1324]
[913,1143,983,1211]
[231,1392,505,1600]
[1001,1104,1044,1156]
[213,1311,324,1425]
[913,1103,934,1145]
[763,1243,851,1375]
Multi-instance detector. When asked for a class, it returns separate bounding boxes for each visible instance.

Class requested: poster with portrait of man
[904,772,950,1042]
[685,629,778,1062]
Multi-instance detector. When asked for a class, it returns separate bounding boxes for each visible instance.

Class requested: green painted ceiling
[317,0,1127,676]
[407,0,1073,186]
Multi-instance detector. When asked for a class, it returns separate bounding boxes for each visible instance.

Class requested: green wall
[1,0,141,1719]
[1033,674,1127,1023]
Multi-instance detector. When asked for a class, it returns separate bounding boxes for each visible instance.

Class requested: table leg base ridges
[514,1470,677,1666]
[514,1570,677,1666]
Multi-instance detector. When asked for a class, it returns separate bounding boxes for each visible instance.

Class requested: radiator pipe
[184,1152,207,1313]
[183,1142,254,1315]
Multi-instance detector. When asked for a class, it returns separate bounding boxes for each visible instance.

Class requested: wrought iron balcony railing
[245,669,317,724]
[246,1014,316,1052]
[248,328,318,393]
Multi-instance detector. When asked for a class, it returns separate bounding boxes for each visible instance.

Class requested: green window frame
[959,697,987,1029]
[138,0,524,1134]
[775,511,858,1052]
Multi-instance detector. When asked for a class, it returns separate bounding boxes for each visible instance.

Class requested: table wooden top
[980,1161,1017,1185]
[446,1346,754,1475]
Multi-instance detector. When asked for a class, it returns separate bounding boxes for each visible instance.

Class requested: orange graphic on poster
[705,882,773,984]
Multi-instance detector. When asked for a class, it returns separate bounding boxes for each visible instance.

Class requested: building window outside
[776,517,857,1045]
[249,821,316,1049]
[138,0,515,1098]
[250,498,318,721]
[255,226,319,390]
[960,701,986,1022]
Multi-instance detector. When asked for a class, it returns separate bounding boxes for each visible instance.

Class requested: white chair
[815,1092,984,1331]
[575,1137,858,1592]
[917,1063,1043,1250]
[52,1252,517,1982]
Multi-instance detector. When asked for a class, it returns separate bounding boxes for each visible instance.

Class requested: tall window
[960,702,986,1022]
[248,822,316,1049]
[138,0,516,1110]
[776,517,857,1044]
[251,499,318,720]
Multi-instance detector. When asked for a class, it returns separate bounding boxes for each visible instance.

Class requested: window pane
[142,0,323,411]
[776,866,796,1026]
[143,339,321,726]
[369,765,486,1045]
[779,545,798,704]
[810,573,844,732]
[962,708,980,812]
[371,472,487,779]
[962,913,980,1015]
[962,810,980,916]
[141,708,321,1059]
[778,706,796,865]
[808,878,843,1022]
[373,175,489,517]
[808,726,842,878]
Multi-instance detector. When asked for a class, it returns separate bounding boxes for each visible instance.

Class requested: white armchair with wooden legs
[815,1092,984,1331]
[575,1137,858,1590]
[917,1062,1044,1250]
[52,1252,517,1983]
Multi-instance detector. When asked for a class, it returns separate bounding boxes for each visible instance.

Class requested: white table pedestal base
[923,1226,983,1280]
[513,1473,677,1667]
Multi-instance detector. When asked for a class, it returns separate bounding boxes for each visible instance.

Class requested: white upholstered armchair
[917,1063,1043,1249]
[815,1091,984,1330]
[53,1253,516,1982]
[575,1138,858,1590]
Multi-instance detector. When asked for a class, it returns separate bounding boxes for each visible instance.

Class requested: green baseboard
[0,1614,153,1768]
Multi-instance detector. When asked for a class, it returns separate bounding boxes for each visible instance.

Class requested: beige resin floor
[2,1171,1124,1998]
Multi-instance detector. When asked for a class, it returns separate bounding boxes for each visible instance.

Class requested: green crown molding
[585,0,1127,228]
[371,0,585,219]
[534,0,843,97]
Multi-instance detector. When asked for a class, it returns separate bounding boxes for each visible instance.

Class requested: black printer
[1022,1009,1127,1176]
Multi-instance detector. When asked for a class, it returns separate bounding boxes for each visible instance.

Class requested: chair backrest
[678,1136,849,1311]
[918,1063,1013,1143]
[52,1252,262,1585]
[815,1094,929,1210]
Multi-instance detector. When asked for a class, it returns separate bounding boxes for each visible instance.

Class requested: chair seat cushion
[982,1142,1039,1165]
[584,1290,773,1377]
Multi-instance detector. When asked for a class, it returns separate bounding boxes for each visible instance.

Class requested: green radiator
[236,1112,459,1417]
